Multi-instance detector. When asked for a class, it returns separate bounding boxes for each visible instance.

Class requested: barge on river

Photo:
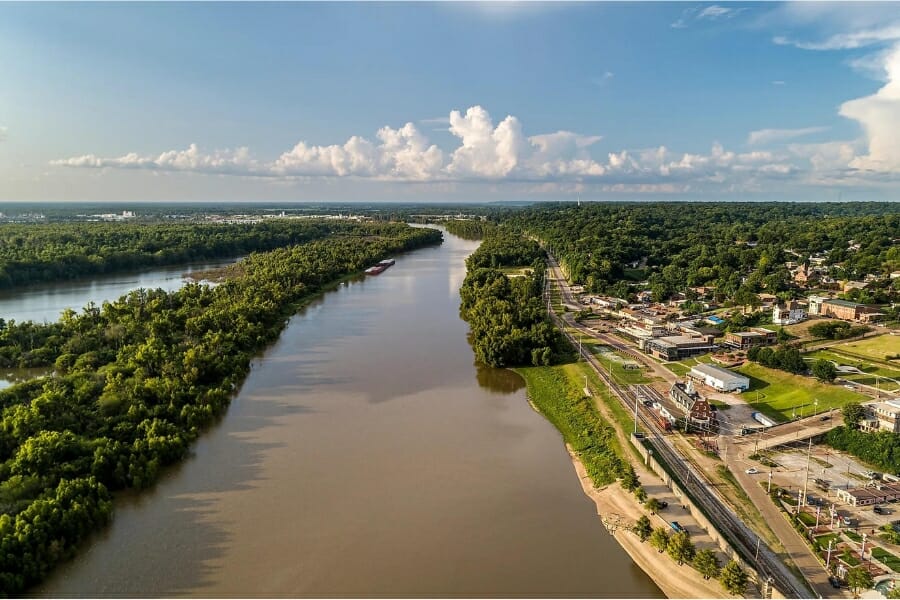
[365,259,395,275]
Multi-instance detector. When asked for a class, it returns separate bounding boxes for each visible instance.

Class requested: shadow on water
[32,391,312,598]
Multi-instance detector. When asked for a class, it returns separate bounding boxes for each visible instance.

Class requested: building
[644,334,716,361]
[773,301,806,325]
[669,380,715,430]
[861,400,900,433]
[821,298,866,321]
[807,295,829,316]
[688,363,750,393]
[723,328,778,350]
[837,481,900,506]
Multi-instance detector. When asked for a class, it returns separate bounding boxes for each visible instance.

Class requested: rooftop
[824,298,863,309]
[689,363,749,384]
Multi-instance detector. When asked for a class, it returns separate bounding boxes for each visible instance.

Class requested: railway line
[546,274,812,598]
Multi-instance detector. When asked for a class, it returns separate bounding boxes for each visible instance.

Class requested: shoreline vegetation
[457,226,749,598]
[0,222,442,595]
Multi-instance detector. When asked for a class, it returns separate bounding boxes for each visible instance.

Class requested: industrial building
[644,334,716,361]
[688,363,750,393]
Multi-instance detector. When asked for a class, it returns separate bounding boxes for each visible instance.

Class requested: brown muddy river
[34,229,662,598]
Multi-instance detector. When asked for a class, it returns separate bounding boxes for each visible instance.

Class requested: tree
[635,487,647,503]
[693,549,720,580]
[886,586,900,599]
[719,560,748,596]
[649,527,670,553]
[812,359,837,383]
[646,497,663,514]
[843,402,865,429]
[847,566,874,597]
[633,515,652,542]
[666,531,695,565]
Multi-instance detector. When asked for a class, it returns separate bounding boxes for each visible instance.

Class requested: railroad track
[549,301,810,598]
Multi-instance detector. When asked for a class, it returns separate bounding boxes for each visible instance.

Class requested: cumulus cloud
[840,43,900,173]
[747,126,827,146]
[52,105,853,192]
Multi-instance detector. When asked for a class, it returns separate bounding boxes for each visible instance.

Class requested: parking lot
[758,445,900,531]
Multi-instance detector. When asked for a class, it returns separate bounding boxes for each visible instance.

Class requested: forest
[825,426,900,475]
[458,231,562,367]
[0,222,441,594]
[0,220,343,289]
[500,202,900,307]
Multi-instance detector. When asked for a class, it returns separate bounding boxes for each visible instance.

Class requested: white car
[745,468,759,475]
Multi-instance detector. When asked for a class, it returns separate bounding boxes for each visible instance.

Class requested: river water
[34,231,661,598]
[0,258,239,325]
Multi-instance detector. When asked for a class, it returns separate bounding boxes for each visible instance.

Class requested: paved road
[543,250,849,598]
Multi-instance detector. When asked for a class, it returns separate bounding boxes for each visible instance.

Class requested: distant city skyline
[3,1,900,202]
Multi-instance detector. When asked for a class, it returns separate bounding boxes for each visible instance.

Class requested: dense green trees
[0,220,341,289]
[459,232,562,368]
[649,527,669,553]
[825,425,900,474]
[842,402,865,429]
[808,321,871,340]
[500,203,899,305]
[0,222,441,594]
[746,345,807,374]
[666,531,696,565]
[441,219,495,240]
[847,566,874,597]
[633,515,652,542]
[719,560,749,596]
[693,548,720,580]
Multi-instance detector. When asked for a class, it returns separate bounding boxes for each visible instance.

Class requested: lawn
[663,354,714,377]
[832,334,900,363]
[813,532,839,552]
[593,349,657,385]
[872,547,900,573]
[805,349,900,391]
[735,362,868,423]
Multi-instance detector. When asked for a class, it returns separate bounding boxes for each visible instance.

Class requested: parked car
[746,467,759,474]
[875,506,887,515]
[670,521,685,533]
[820,415,830,421]
[829,576,842,589]
[657,501,668,509]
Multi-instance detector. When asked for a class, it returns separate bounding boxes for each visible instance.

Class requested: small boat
[365,259,395,275]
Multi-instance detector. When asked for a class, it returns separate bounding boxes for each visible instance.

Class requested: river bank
[566,448,726,599]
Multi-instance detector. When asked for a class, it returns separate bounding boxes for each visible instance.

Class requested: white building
[688,363,750,393]
[862,400,900,433]
[773,300,806,325]
[807,295,829,316]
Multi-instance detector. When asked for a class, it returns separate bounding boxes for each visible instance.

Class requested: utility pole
[634,392,639,434]
[861,533,868,561]
[826,539,834,568]
[768,471,773,494]
[755,537,761,561]
[802,437,813,508]
[816,505,821,529]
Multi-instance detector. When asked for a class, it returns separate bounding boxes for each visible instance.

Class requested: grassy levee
[515,363,631,488]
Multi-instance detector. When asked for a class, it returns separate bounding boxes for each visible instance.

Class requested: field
[663,354,713,377]
[831,334,900,363]
[782,317,844,341]
[805,349,900,392]
[735,362,868,422]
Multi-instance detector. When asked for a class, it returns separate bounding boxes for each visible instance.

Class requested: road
[549,251,843,598]
[542,255,815,598]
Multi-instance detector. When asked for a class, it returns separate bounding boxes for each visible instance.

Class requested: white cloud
[840,42,900,173]
[672,4,747,29]
[747,126,827,146]
[51,143,260,175]
[771,80,786,86]
[0,126,6,141]
[774,24,900,51]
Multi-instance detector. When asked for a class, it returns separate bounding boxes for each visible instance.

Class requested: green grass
[872,547,900,572]
[814,532,839,552]
[735,362,868,423]
[832,334,900,363]
[514,362,631,488]
[806,349,900,391]
[846,530,863,543]
[664,362,691,377]
[797,511,817,526]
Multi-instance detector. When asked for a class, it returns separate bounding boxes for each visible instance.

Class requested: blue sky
[2,1,900,202]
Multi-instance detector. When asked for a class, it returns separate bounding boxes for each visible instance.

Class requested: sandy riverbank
[566,447,728,599]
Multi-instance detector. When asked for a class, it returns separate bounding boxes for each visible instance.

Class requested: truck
[670,521,685,533]
[751,411,776,428]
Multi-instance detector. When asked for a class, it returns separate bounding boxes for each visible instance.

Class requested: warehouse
[688,363,750,393]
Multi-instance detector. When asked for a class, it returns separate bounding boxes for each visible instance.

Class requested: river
[0,257,240,325]
[34,231,662,598]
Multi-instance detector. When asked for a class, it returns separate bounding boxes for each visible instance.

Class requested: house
[837,481,900,506]
[688,363,750,393]
[669,380,715,429]
[757,293,779,309]
[644,334,716,361]
[861,400,900,433]
[842,280,870,293]
[807,295,829,316]
[773,300,806,325]
[724,328,778,350]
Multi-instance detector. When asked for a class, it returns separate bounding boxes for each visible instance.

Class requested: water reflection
[475,363,526,394]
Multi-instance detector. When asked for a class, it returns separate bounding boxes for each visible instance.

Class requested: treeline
[826,426,900,475]
[441,219,495,240]
[0,220,343,289]
[0,223,441,594]
[809,321,871,340]
[502,202,900,304]
[747,345,806,374]
[459,232,562,367]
